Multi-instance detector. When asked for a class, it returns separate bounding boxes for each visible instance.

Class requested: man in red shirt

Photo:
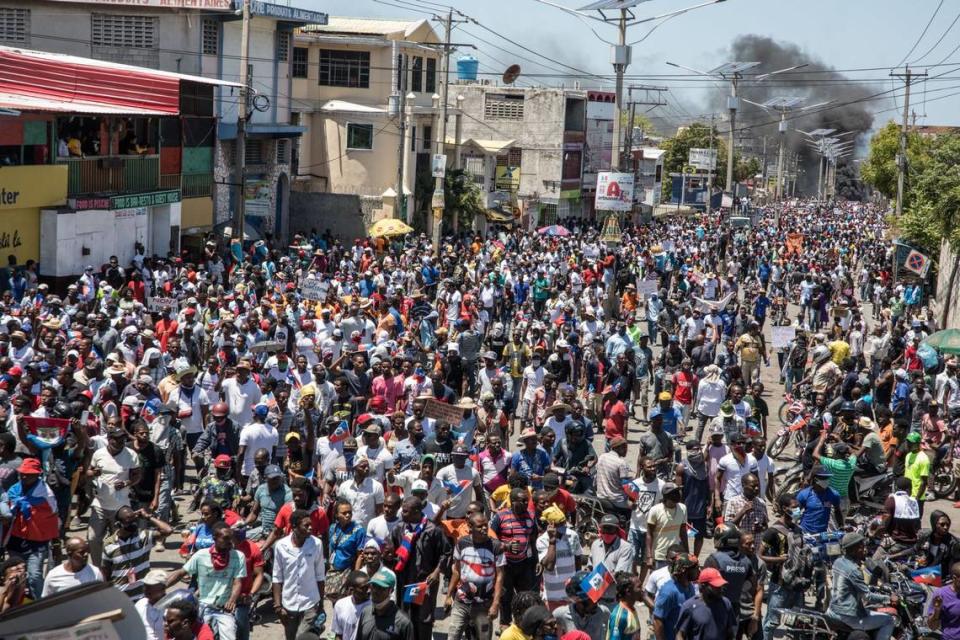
[602,385,628,441]
[671,358,699,428]
[259,477,329,551]
[232,525,265,640]
[542,472,577,525]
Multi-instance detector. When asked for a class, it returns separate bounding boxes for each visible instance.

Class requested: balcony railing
[181,173,214,198]
[56,155,160,197]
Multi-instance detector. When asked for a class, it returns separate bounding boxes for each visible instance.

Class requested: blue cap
[253,404,270,418]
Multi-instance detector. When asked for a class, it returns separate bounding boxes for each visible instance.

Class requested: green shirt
[183,547,247,607]
[905,450,931,498]
[819,455,857,497]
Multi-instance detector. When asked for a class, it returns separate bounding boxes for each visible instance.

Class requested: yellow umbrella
[368,218,414,237]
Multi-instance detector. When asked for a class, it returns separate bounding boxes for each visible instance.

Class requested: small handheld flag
[910,565,942,587]
[621,478,640,501]
[580,562,614,603]
[329,421,349,444]
[403,581,428,605]
[443,479,472,496]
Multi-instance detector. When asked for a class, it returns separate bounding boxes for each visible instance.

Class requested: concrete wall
[213,138,291,238]
[288,191,373,241]
[39,202,181,277]
[933,238,960,329]
[220,17,291,126]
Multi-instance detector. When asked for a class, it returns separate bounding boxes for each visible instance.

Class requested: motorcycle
[775,461,806,503]
[850,468,895,512]
[778,390,810,426]
[931,463,957,499]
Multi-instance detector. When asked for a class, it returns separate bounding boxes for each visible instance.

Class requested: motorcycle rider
[760,494,806,640]
[827,532,897,640]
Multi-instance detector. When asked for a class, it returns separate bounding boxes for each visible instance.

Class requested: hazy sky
[298,0,960,132]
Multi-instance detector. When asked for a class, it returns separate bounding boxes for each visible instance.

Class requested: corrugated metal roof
[0,92,172,115]
[301,16,429,38]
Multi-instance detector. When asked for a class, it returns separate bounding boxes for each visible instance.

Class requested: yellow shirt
[500,625,532,640]
[828,340,851,365]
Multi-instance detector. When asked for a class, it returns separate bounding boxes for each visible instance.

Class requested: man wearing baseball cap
[5,457,60,597]
[904,431,931,515]
[827,532,897,640]
[674,566,736,640]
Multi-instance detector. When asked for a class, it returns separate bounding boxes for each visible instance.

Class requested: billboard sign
[595,172,634,212]
[688,148,717,171]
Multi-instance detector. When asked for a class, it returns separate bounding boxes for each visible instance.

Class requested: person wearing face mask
[795,465,843,535]
[652,553,699,640]
[759,495,805,640]
[553,569,610,638]
[674,567,736,640]
[714,432,758,510]
[536,505,583,611]
[676,439,709,556]
[589,515,635,607]
[826,532,897,640]
[356,567,413,640]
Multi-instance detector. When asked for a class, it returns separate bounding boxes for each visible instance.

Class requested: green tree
[443,168,486,230]
[896,132,960,255]
[736,157,762,183]
[860,120,929,201]
[660,122,731,190]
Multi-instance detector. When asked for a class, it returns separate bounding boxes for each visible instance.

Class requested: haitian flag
[910,565,942,587]
[402,581,428,605]
[580,562,614,603]
[443,478,472,497]
[621,478,640,501]
[329,421,350,444]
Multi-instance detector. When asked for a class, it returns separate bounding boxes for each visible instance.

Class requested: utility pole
[725,75,738,195]
[706,113,715,215]
[775,111,787,200]
[431,9,453,251]
[890,65,926,217]
[760,135,767,194]
[623,85,668,172]
[610,10,628,171]
[232,0,251,247]
[395,54,408,221]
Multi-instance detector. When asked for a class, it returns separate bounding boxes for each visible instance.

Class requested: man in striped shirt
[102,506,173,600]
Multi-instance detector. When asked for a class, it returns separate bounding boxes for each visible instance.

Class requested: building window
[562,149,582,181]
[347,123,374,150]
[508,147,522,166]
[292,47,308,78]
[201,18,218,55]
[484,94,524,121]
[410,126,417,152]
[91,14,158,49]
[464,156,485,187]
[245,140,264,165]
[319,50,370,88]
[396,55,404,91]
[277,31,290,62]
[426,58,437,93]
[0,8,29,44]
[411,56,423,92]
[422,125,432,153]
[277,139,290,164]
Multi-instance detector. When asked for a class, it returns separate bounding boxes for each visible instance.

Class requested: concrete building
[291,17,442,222]
[0,45,234,282]
[0,0,327,244]
[453,84,587,227]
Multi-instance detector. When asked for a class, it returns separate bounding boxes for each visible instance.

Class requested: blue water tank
[457,56,479,82]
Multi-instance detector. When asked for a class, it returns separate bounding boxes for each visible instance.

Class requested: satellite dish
[502,64,521,85]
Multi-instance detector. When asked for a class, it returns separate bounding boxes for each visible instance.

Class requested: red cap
[697,567,728,587]
[81,390,94,400]
[7,366,23,377]
[185,308,197,316]
[213,454,233,469]
[356,413,374,426]
[17,458,42,475]
[369,396,387,411]
[260,320,270,331]
[286,283,296,291]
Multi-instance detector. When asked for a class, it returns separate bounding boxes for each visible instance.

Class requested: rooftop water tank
[457,56,479,83]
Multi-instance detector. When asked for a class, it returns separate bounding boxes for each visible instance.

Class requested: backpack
[772,523,814,591]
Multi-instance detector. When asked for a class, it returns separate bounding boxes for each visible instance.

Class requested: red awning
[0,46,240,116]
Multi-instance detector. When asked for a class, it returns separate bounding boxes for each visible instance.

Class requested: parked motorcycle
[770,412,809,460]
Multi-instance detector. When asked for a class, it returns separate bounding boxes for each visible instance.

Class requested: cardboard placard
[147,296,179,312]
[249,341,286,354]
[423,398,466,425]
[771,326,796,350]
[636,278,659,296]
[301,278,326,301]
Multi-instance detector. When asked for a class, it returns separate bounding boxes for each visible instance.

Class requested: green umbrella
[923,328,960,355]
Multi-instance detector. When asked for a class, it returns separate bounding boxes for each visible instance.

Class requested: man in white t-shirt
[336,457,384,528]
[433,445,482,520]
[332,571,372,640]
[41,537,104,596]
[715,433,759,503]
[221,360,262,426]
[238,404,279,479]
[356,421,394,483]
[88,428,142,566]
[366,493,402,546]
[135,569,169,640]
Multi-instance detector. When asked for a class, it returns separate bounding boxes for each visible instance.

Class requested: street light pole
[775,111,786,200]
[232,0,251,247]
[725,76,737,193]
[610,9,628,171]
[431,9,453,251]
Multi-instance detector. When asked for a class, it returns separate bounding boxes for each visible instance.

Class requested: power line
[910,9,960,64]
[895,0,944,67]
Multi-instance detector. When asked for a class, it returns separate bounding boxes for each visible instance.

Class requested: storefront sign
[595,172,634,212]
[241,0,328,23]
[688,148,717,171]
[494,166,520,191]
[70,197,112,211]
[51,0,231,9]
[114,207,148,220]
[244,178,271,217]
[110,189,181,210]
[0,166,67,211]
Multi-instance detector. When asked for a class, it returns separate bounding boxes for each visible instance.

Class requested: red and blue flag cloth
[910,566,942,586]
[402,582,429,605]
[443,479,472,497]
[580,562,614,603]
[329,420,350,444]
[621,478,640,501]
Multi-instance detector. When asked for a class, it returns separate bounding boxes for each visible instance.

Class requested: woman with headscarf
[917,510,960,581]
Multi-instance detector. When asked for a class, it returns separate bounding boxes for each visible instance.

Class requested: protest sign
[771,326,796,350]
